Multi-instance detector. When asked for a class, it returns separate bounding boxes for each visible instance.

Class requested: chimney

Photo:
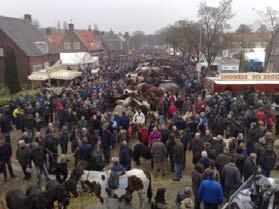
[24,14,32,22]
[45,28,51,35]
[68,23,74,31]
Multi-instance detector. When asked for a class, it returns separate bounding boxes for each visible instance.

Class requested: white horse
[70,169,152,209]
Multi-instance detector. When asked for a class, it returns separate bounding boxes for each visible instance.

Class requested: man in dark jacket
[44,131,58,173]
[16,140,31,180]
[30,142,49,185]
[215,147,232,175]
[0,139,16,181]
[173,138,184,181]
[59,126,69,154]
[190,132,204,164]
[221,158,241,199]
[119,140,133,171]
[260,144,276,177]
[101,124,113,164]
[0,113,12,144]
[243,153,257,181]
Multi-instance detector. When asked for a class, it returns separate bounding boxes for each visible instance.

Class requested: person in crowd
[139,125,149,146]
[260,144,276,177]
[59,125,69,154]
[199,151,209,169]
[149,126,161,147]
[151,187,168,209]
[0,113,12,144]
[16,140,31,180]
[151,138,167,177]
[213,135,225,157]
[215,147,232,175]
[173,137,184,181]
[180,130,191,170]
[189,132,204,165]
[254,137,266,165]
[79,137,92,169]
[243,153,258,181]
[55,154,69,183]
[30,142,49,185]
[221,158,241,199]
[0,139,16,181]
[101,124,113,164]
[197,170,223,209]
[203,160,220,182]
[90,142,104,171]
[119,140,133,171]
[191,163,204,209]
[18,131,32,146]
[44,128,58,173]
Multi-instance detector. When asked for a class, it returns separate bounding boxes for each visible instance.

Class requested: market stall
[207,73,279,95]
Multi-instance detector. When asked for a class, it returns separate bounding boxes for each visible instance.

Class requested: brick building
[0,14,59,85]
[54,23,103,55]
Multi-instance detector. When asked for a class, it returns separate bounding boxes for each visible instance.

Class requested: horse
[45,180,70,209]
[26,185,42,196]
[70,168,152,209]
[6,189,49,209]
[0,200,5,209]
[133,143,152,165]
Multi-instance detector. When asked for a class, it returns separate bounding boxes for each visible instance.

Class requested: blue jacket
[79,143,92,161]
[197,178,223,204]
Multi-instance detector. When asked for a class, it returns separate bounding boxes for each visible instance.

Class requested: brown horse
[0,200,5,209]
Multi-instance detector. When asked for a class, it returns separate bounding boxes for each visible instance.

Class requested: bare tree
[57,20,61,30]
[254,7,279,69]
[198,0,234,71]
[63,21,68,30]
[160,25,180,55]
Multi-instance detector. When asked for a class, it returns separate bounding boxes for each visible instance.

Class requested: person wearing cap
[260,144,276,177]
[16,140,31,180]
[119,140,133,171]
[149,126,161,147]
[213,135,225,157]
[243,153,258,181]
[151,187,168,209]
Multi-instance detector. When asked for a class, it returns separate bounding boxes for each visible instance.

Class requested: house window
[32,64,43,72]
[34,42,49,54]
[64,42,71,50]
[0,48,4,57]
[73,42,80,50]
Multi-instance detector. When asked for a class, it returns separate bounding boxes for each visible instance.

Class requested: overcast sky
[1,0,279,34]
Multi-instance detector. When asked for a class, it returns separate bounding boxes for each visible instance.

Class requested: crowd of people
[0,49,278,209]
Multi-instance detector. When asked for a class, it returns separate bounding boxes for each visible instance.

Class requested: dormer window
[34,42,49,54]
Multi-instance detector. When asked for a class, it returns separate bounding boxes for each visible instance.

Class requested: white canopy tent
[60,52,99,66]
[244,48,265,63]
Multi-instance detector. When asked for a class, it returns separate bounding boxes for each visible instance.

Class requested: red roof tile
[47,34,64,47]
[74,29,102,51]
